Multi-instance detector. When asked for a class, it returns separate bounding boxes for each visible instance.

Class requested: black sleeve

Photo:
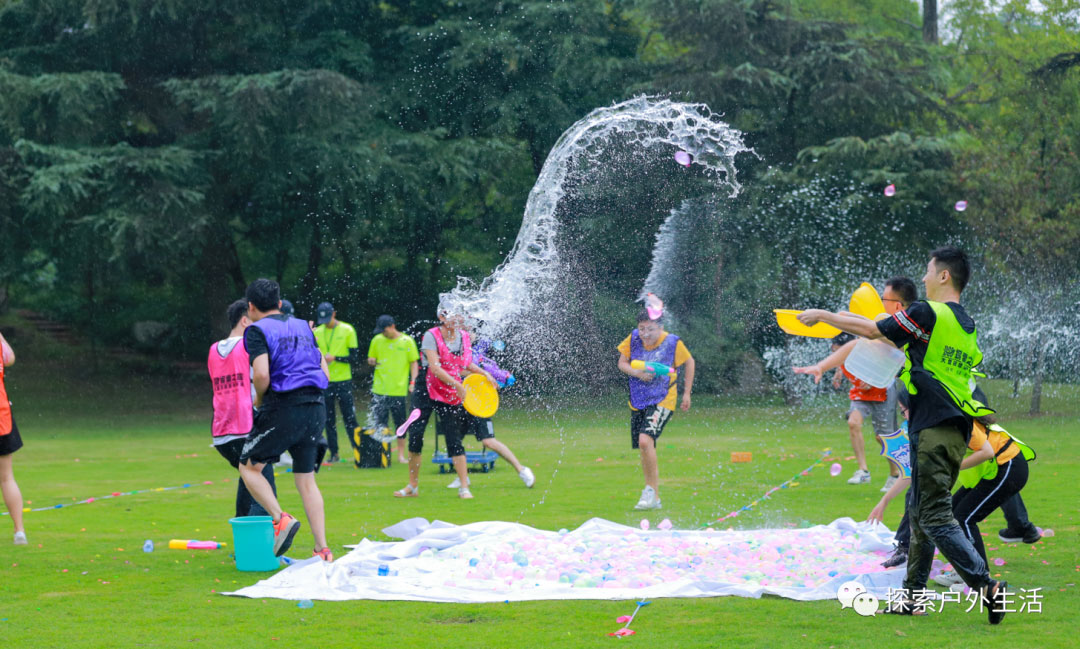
[877,301,935,347]
[244,325,269,362]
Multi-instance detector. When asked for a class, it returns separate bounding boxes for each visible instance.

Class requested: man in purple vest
[617,309,695,510]
[238,279,334,561]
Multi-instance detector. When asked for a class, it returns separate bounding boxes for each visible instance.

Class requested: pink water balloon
[829,463,842,477]
[954,200,967,211]
[884,184,896,197]
[674,151,692,167]
[639,519,650,531]
[657,519,673,531]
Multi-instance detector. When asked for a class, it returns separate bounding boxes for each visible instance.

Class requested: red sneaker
[272,512,301,557]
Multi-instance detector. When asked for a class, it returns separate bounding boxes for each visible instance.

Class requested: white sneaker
[14,531,27,545]
[880,475,898,493]
[933,571,965,587]
[847,469,871,485]
[519,467,535,488]
[634,486,662,510]
[458,487,474,499]
[279,451,294,466]
[447,476,471,489]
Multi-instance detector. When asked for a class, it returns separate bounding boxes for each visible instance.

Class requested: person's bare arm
[409,361,419,392]
[797,310,891,343]
[464,361,496,385]
[793,340,857,384]
[960,442,994,470]
[0,333,14,366]
[320,355,330,379]
[252,353,270,407]
[680,356,695,412]
[868,476,911,523]
[617,353,654,381]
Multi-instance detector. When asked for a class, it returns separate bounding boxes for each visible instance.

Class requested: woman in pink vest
[208,300,276,518]
[1,331,26,545]
[394,304,494,499]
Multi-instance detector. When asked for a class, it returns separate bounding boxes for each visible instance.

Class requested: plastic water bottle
[297,599,314,609]
[142,540,154,553]
[378,564,389,576]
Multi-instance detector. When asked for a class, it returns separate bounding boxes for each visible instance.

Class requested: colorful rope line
[698,448,833,529]
[1,478,233,516]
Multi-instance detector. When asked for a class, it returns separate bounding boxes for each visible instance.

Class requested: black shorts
[630,405,673,449]
[435,403,471,457]
[468,416,495,442]
[371,394,408,430]
[0,416,23,456]
[240,403,326,473]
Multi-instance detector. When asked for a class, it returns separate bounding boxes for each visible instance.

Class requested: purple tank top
[628,330,679,409]
[252,316,329,393]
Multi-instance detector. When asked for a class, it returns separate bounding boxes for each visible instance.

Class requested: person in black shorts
[444,416,535,490]
[238,279,334,561]
[617,309,695,511]
[1,331,27,545]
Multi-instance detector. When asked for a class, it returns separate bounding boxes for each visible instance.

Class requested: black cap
[316,302,334,326]
[373,314,395,335]
[280,299,295,316]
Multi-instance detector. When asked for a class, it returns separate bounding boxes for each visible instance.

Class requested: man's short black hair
[832,333,855,346]
[227,299,249,329]
[245,278,281,313]
[884,276,918,307]
[636,309,660,324]
[930,246,971,293]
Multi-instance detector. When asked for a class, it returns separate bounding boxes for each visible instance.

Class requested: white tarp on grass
[226,517,905,603]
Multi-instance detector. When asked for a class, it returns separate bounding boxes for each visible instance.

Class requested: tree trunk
[296,221,324,315]
[1029,343,1044,415]
[200,227,246,340]
[922,0,938,44]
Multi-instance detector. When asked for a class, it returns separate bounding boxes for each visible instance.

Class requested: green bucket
[229,516,279,571]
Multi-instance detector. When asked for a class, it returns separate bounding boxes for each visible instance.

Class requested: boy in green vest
[797,247,1009,624]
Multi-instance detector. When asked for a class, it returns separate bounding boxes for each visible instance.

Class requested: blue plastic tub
[229,516,279,571]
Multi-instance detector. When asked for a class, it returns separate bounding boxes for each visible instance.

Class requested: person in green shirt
[313,302,360,463]
[366,315,420,463]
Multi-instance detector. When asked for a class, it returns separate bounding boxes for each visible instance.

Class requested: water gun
[473,339,515,388]
[168,539,226,550]
[630,360,676,379]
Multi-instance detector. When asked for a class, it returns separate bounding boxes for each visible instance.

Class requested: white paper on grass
[225,517,904,603]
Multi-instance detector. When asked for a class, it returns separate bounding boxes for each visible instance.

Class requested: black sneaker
[882,546,908,568]
[998,527,1041,544]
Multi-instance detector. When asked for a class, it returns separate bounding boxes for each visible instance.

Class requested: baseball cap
[280,299,295,316]
[373,315,395,335]
[315,302,334,326]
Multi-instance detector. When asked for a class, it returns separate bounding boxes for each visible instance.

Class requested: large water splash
[440,96,750,337]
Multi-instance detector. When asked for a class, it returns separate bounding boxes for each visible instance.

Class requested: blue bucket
[229,516,279,571]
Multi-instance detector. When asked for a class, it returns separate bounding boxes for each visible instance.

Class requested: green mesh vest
[957,424,1036,489]
[900,301,994,418]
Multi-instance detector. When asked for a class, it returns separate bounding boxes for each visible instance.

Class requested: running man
[238,279,333,561]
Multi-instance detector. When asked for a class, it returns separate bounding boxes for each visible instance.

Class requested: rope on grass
[698,448,833,529]
[0,467,296,516]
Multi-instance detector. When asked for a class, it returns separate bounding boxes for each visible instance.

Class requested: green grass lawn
[1,356,1077,648]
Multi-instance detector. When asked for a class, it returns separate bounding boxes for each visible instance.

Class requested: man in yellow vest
[313,302,360,464]
[798,247,1008,624]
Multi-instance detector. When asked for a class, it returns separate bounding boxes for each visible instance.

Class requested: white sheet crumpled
[226,517,903,603]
